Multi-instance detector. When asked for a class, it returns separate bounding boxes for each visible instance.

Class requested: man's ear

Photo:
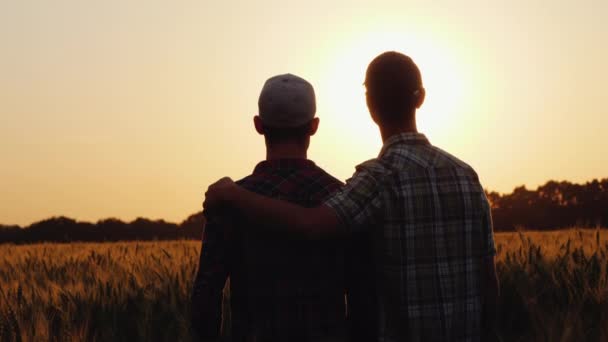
[308,117,320,136]
[253,116,265,135]
[415,88,426,109]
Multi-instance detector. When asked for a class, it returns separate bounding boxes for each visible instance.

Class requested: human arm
[479,193,500,341]
[203,170,383,239]
[190,216,230,341]
[203,177,343,239]
[481,255,499,341]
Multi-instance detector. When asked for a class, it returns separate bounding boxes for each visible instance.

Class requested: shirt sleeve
[190,215,229,341]
[480,192,497,257]
[324,167,384,233]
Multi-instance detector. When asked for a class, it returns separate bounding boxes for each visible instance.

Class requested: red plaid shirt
[192,159,349,342]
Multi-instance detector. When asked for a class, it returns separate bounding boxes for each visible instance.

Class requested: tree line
[488,178,608,230]
[1,178,606,244]
[0,213,205,244]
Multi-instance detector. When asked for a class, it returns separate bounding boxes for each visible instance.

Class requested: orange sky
[1,0,607,226]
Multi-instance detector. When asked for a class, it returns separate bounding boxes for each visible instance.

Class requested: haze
[1,0,607,226]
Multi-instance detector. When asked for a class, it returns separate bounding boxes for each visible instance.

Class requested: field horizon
[1,228,607,341]
[2,177,607,246]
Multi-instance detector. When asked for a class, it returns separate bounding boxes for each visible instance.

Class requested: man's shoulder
[235,162,343,194]
[309,164,344,187]
[355,147,481,186]
[351,158,392,185]
[299,163,344,200]
[235,174,268,194]
[355,158,388,174]
[429,145,477,174]
[235,175,253,186]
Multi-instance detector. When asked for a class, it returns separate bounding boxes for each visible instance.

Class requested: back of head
[257,74,317,145]
[365,51,424,123]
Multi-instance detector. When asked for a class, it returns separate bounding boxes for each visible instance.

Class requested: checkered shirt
[325,132,496,342]
[192,159,347,342]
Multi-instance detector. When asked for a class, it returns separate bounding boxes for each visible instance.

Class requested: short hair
[263,121,312,146]
[365,51,423,122]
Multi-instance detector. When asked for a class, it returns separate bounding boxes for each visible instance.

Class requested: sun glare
[316,30,472,157]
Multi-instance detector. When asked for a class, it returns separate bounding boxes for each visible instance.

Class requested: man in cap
[203,52,500,341]
[192,74,369,341]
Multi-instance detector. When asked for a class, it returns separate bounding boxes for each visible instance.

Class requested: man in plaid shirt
[203,52,499,341]
[192,74,375,342]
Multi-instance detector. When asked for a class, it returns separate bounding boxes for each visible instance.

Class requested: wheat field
[0,229,607,341]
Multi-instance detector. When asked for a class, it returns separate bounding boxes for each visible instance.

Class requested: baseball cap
[258,74,316,128]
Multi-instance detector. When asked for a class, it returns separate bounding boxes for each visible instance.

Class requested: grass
[0,229,607,341]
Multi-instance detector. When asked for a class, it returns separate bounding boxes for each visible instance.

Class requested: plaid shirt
[192,159,348,342]
[325,133,496,342]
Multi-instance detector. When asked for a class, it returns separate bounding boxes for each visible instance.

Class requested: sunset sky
[1,0,607,226]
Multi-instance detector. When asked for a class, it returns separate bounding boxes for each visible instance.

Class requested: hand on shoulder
[202,177,236,213]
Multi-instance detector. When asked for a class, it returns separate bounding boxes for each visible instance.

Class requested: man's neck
[265,144,308,161]
[379,119,418,142]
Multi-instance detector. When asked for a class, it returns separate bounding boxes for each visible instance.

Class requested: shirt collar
[379,132,430,157]
[253,158,316,174]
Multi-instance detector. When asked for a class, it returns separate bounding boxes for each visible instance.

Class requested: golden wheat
[0,229,606,341]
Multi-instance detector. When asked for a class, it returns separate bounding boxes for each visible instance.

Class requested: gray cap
[258,74,316,127]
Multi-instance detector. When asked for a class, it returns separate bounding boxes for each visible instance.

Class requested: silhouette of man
[203,52,500,342]
[192,74,370,342]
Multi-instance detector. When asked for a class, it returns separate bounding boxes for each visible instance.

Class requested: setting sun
[311,28,474,179]
[1,0,606,227]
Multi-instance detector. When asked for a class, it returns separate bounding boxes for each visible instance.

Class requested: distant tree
[0,224,22,243]
[0,178,606,243]
[488,178,608,231]
[96,218,129,241]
